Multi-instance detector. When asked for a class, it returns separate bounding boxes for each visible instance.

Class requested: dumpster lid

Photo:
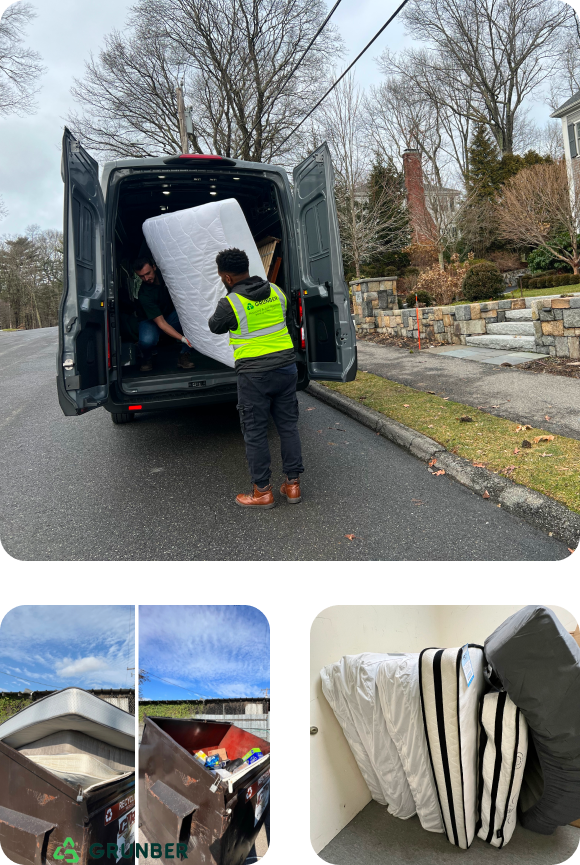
[0,688,135,751]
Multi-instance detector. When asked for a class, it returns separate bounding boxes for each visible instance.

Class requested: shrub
[528,273,580,290]
[415,259,470,306]
[403,266,420,277]
[383,265,399,276]
[405,289,434,307]
[528,245,574,274]
[461,262,505,301]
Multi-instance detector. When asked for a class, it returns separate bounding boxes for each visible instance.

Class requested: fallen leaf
[412,498,423,504]
[500,362,512,367]
[521,439,532,448]
[344,534,359,541]
[427,390,436,394]
[443,397,450,400]
[328,442,337,445]
[482,490,490,499]
[428,458,437,467]
[473,462,486,468]
[403,403,410,407]
[566,362,580,366]
[428,424,434,428]
[540,452,553,457]
[306,407,316,411]
[503,465,516,475]
[515,424,532,432]
[569,548,575,554]
[317,430,322,433]
[545,415,551,421]
[513,448,519,454]
[433,469,446,476]
[533,435,554,443]
[491,404,501,408]
[459,415,473,422]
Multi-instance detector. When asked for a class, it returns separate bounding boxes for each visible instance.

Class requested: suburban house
[402,149,462,244]
[551,88,580,202]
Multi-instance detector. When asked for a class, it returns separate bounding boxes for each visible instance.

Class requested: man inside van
[133,257,195,372]
[208,247,304,509]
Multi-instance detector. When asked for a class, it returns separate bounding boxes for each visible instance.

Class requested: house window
[568,122,579,158]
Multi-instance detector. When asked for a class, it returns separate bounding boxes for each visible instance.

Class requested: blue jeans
[138,310,189,359]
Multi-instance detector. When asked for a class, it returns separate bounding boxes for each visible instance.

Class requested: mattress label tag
[461,645,474,687]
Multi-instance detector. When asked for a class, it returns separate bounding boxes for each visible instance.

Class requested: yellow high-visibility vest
[227,284,294,361]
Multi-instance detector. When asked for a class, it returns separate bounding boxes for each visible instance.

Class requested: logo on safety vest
[246,303,254,310]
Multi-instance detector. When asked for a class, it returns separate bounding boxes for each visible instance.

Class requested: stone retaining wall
[351,276,580,357]
[532,296,580,359]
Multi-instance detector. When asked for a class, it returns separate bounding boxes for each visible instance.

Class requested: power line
[0,670,53,688]
[271,0,412,157]
[237,0,344,157]
[142,670,211,701]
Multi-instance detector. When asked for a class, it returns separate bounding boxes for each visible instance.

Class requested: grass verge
[323,371,580,513]
[503,286,580,299]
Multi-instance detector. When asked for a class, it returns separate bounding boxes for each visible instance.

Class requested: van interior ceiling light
[158,175,165,178]
[210,191,217,195]
[163,191,170,195]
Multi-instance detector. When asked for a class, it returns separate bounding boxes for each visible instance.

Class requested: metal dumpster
[0,689,135,865]
[139,717,270,865]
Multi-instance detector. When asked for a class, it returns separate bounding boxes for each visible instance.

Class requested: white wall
[310,604,577,854]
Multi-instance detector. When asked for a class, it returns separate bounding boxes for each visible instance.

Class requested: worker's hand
[181,336,193,347]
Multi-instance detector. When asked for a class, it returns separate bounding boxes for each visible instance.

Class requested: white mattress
[477,691,528,848]
[0,688,135,752]
[376,655,444,833]
[26,753,131,793]
[142,199,267,368]
[321,654,416,819]
[419,646,485,849]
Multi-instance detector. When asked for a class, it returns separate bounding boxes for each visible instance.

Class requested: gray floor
[319,801,579,865]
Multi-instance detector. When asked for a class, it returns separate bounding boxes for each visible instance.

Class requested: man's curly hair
[215,248,250,275]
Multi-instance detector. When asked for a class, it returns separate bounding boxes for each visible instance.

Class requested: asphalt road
[0,328,569,561]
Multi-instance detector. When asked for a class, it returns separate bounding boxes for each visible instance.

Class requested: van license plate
[188,381,206,388]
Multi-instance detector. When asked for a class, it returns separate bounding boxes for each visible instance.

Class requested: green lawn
[503,286,580,299]
[322,372,580,514]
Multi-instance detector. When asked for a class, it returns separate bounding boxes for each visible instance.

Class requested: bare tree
[69,0,343,162]
[0,226,63,329]
[547,11,580,112]
[320,76,409,278]
[400,0,572,155]
[0,2,44,117]
[497,160,580,274]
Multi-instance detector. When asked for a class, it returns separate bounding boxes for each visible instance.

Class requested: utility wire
[237,0,344,157]
[0,670,53,688]
[142,670,212,701]
[271,0,412,157]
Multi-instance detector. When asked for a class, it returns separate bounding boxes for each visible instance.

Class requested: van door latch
[65,317,77,333]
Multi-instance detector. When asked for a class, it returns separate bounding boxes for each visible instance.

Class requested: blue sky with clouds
[139,606,270,700]
[0,605,135,692]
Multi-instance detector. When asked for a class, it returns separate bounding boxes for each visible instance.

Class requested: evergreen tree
[361,154,410,278]
[466,124,501,200]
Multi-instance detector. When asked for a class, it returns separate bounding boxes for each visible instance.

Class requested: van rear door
[293,143,357,382]
[57,128,108,416]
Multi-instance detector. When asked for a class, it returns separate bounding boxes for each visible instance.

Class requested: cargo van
[57,129,357,423]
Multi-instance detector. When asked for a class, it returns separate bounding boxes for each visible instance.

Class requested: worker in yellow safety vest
[208,248,304,508]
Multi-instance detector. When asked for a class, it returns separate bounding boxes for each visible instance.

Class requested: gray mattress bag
[484,605,580,834]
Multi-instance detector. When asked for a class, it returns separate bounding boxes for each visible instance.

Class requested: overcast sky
[0,0,576,237]
[0,605,135,692]
[139,605,270,700]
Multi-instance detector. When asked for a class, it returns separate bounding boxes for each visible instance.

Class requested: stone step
[465,334,537,351]
[505,309,533,321]
[486,321,535,335]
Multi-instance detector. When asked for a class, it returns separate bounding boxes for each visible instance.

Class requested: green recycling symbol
[246,303,254,310]
[54,838,79,864]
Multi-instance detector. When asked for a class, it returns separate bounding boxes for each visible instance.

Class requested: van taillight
[128,405,142,410]
[298,294,306,350]
[107,317,111,369]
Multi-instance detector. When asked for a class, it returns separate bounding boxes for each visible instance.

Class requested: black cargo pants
[236,365,304,488]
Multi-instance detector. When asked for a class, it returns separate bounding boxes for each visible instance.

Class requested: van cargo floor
[121,343,232,384]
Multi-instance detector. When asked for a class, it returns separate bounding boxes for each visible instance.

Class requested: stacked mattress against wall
[418,645,485,849]
[143,199,268,368]
[484,606,580,835]
[320,654,417,818]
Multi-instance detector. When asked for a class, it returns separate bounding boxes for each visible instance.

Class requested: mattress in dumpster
[0,688,135,752]
[142,199,267,368]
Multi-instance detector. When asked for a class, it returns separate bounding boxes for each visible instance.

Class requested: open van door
[57,128,108,416]
[293,142,357,382]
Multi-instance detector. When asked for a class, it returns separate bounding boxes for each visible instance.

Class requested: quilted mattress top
[143,199,267,368]
[0,688,135,751]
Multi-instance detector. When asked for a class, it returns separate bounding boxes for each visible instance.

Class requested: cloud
[56,656,109,677]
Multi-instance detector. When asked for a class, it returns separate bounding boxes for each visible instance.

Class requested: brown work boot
[178,353,195,369]
[140,359,153,372]
[236,484,276,509]
[280,477,302,504]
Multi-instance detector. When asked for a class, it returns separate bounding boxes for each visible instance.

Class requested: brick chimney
[402,149,436,244]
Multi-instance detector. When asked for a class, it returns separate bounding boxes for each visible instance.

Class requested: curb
[306,382,580,549]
